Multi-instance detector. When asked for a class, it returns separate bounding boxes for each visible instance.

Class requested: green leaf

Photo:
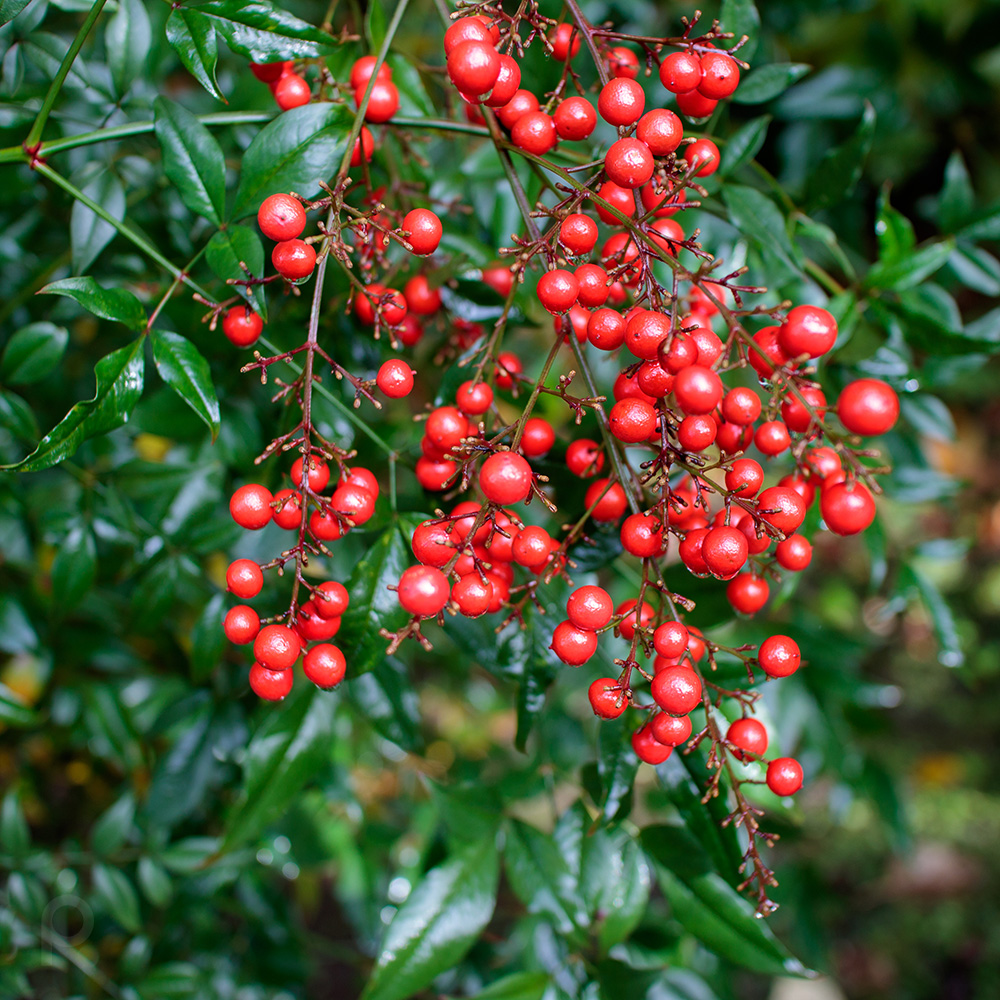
[875,189,916,265]
[642,826,811,977]
[899,393,956,443]
[91,793,135,856]
[722,184,800,274]
[365,0,388,49]
[804,101,875,212]
[154,98,226,226]
[386,52,436,118]
[938,151,974,233]
[0,600,38,653]
[0,322,68,384]
[70,169,126,274]
[731,64,809,105]
[222,687,337,850]
[504,819,587,934]
[720,0,760,61]
[2,338,144,472]
[900,564,963,667]
[137,857,173,908]
[39,276,147,332]
[0,792,31,855]
[205,225,267,317]
[0,683,38,728]
[51,521,97,609]
[719,115,770,176]
[337,519,416,677]
[580,826,651,953]
[105,0,151,97]
[1,0,32,28]
[232,102,352,219]
[166,7,223,102]
[363,838,500,1000]
[0,390,38,441]
[93,863,142,933]
[150,331,220,438]
[949,244,1000,296]
[865,239,955,292]
[191,0,338,62]
[347,657,422,752]
[189,592,227,683]
[451,972,550,1000]
[958,206,1000,242]
[591,720,639,824]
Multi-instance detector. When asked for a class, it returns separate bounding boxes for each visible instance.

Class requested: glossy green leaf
[154,98,226,226]
[347,657,422,752]
[0,792,31,854]
[222,687,337,850]
[166,7,223,102]
[93,863,142,933]
[720,0,760,61]
[366,0,388,49]
[70,169,126,274]
[337,519,417,677]
[0,322,68,384]
[938,151,974,233]
[591,720,639,824]
[387,52,435,118]
[732,64,809,105]
[91,793,136,856]
[642,825,811,977]
[137,857,174,908]
[191,0,337,62]
[206,224,267,317]
[722,184,800,274]
[875,189,916,265]
[39,276,147,332]
[363,838,500,1000]
[580,826,651,952]
[865,239,955,292]
[51,521,97,609]
[1,338,144,472]
[189,592,227,682]
[719,115,770,176]
[456,973,550,1000]
[900,564,964,667]
[150,331,220,438]
[232,98,352,219]
[105,0,151,96]
[0,390,38,441]
[804,101,875,212]
[899,393,956,442]
[0,0,32,27]
[949,244,1000,296]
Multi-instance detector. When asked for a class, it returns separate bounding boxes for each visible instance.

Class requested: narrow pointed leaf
[731,64,810,105]
[804,101,876,212]
[166,8,223,102]
[206,225,267,317]
[71,170,126,274]
[150,331,220,438]
[39,276,147,332]
[0,322,68,384]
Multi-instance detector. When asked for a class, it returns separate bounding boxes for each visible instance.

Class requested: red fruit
[598,78,646,126]
[426,406,469,452]
[497,89,539,129]
[757,486,807,534]
[566,439,604,478]
[585,479,628,523]
[623,309,669,360]
[748,326,789,378]
[755,420,792,457]
[249,662,293,701]
[616,599,654,641]
[767,757,804,796]
[222,306,263,348]
[567,585,614,630]
[511,525,552,567]
[227,559,263,599]
[257,194,306,242]
[727,718,767,759]
[272,239,316,280]
[251,61,288,83]
[782,385,827,433]
[740,516,771,556]
[701,525,749,579]
[290,455,330,493]
[456,380,494,416]
[775,533,812,571]
[678,414,716,452]
[355,284,408,327]
[637,360,675,398]
[403,275,441,317]
[479,452,533,504]
[451,574,493,618]
[780,305,838,359]
[550,620,597,665]
[495,351,523,389]
[726,458,764,497]
[550,22,580,60]
[684,139,720,177]
[675,90,717,118]
[633,723,673,764]
[726,573,770,615]
[224,605,260,644]
[254,624,299,671]
[654,621,689,658]
[673,365,723,415]
[605,138,655,189]
[698,51,740,99]
[652,666,702,714]
[448,40,500,95]
[609,398,658,443]
[779,472,816,509]
[295,600,341,642]
[758,635,801,678]
[444,16,492,54]
[559,213,599,256]
[411,520,453,566]
[620,511,664,558]
[537,269,579,313]
[376,359,414,398]
[721,387,762,426]
[609,46,640,79]
[398,565,450,616]
[313,581,349,619]
[402,208,443,256]
[589,678,628,719]
[837,378,900,436]
[820,481,876,535]
[659,50,702,93]
[595,181,636,223]
[230,484,273,530]
[640,179,686,217]
[356,80,399,122]
[554,96,597,140]
[303,643,346,689]
[576,264,611,308]
[350,54,392,89]
[679,526,709,575]
[511,111,556,154]
[636,109,683,155]
[274,73,311,110]
[651,713,692,746]
[272,489,302,530]
[520,417,555,458]
[344,467,379,500]
[330,483,376,525]
[484,55,522,108]
[717,421,753,455]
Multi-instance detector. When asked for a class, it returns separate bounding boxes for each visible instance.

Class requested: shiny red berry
[767,757,804,796]
[224,605,260,644]
[553,96,596,140]
[758,634,801,678]
[480,452,533,504]
[258,194,306,242]
[566,585,614,630]
[272,239,316,280]
[550,620,597,665]
[303,643,346,689]
[402,208,443,256]
[227,559,263,599]
[837,378,900,436]
[598,78,645,126]
[651,666,702,714]
[253,624,299,671]
[398,565,450,616]
[376,359,414,398]
[222,306,263,348]
[727,717,767,759]
[589,678,627,719]
[249,662,293,701]
[659,50,702,93]
[230,484,273,530]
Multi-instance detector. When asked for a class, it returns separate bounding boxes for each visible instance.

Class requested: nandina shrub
[0,0,993,997]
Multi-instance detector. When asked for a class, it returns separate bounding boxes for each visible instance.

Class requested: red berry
[659,50,702,93]
[251,61,288,83]
[376,359,414,398]
[609,398,658,443]
[748,326,789,378]
[253,624,299,671]
[684,139,720,177]
[313,581,349,619]
[589,678,627,719]
[754,420,792,457]
[598,78,646,126]
[222,306,263,348]
[402,208,442,256]
[456,380,494,415]
[584,479,628,523]
[553,97,597,140]
[767,757,804,796]
[675,90,717,118]
[820,481,876,535]
[344,466,379,500]
[616,599,654,641]
[497,89,539,129]
[549,22,580,61]
[566,438,604,477]
[511,111,556,154]
[698,52,740,99]
[484,54,521,108]
[624,309,669,361]
[701,525,749,579]
[290,455,330,493]
[227,559,263,599]
[310,508,346,541]
[620,511,664,558]
[249,662,293,701]
[480,452,533,504]
[520,417,555,458]
[837,378,900,436]
[609,46,640,79]
[398,565,450,616]
[550,620,597,665]
[230,484,273,530]
[727,718,767,759]
[296,599,342,643]
[576,264,611,308]
[350,55,393,89]
[272,239,316,280]
[782,385,827,433]
[673,365,723,415]
[559,213,599,256]
[758,635,801,678]
[651,666,702,714]
[411,520,453,566]
[355,283,408,327]
[775,533,812,571]
[224,605,260,644]
[726,573,770,615]
[495,351,523,388]
[640,179,686,217]
[444,16,492,54]
[595,181,636,224]
[272,489,302,530]
[632,723,673,764]
[537,269,579,313]
[635,109,683,155]
[303,643,346,689]
[452,574,494,618]
[605,138,655,189]
[637,360,675,398]
[356,81,399,122]
[653,621,689,658]
[258,194,306,242]
[511,525,552,568]
[780,305,838,359]
[678,414,716,452]
[721,387,762,426]
[567,585,614,631]
[726,459,764,497]
[426,406,469,452]
[757,486,807,534]
[651,712,692,746]
[274,73,311,110]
